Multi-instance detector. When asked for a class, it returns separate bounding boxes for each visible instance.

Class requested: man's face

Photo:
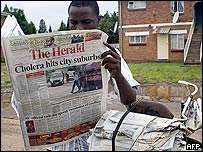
[27,123,34,130]
[50,39,54,44]
[69,6,99,30]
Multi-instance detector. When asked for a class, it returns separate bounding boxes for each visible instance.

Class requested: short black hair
[68,1,99,16]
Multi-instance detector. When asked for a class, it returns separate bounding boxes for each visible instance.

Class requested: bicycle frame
[178,80,202,131]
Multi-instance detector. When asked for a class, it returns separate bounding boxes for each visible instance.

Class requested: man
[84,62,102,91]
[47,1,173,151]
[25,121,35,133]
[45,36,57,47]
[49,37,57,47]
[61,71,65,84]
[68,1,173,117]
[70,72,80,93]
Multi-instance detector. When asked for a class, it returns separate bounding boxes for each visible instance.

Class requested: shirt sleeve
[11,92,19,118]
[110,48,140,97]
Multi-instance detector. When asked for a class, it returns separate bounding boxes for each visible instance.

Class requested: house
[1,12,11,59]
[1,12,24,60]
[118,1,202,64]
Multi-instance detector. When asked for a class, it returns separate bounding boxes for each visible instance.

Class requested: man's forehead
[69,6,96,16]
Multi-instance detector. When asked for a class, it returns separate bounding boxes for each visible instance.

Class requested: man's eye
[70,21,77,25]
[82,20,92,24]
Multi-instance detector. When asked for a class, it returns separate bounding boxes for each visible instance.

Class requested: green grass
[1,57,5,63]
[128,63,202,84]
[1,68,12,88]
[1,59,11,87]
[1,58,12,87]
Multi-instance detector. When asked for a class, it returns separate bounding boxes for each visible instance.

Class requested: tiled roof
[1,12,11,17]
[159,28,170,34]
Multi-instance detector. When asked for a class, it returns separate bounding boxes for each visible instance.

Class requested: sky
[1,1,118,31]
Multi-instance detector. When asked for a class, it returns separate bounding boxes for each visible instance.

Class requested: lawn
[128,62,202,84]
[1,65,12,88]
[1,62,202,88]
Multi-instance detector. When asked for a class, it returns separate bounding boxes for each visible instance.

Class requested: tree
[9,6,13,12]
[98,11,118,43]
[66,17,70,30]
[58,21,67,31]
[98,11,110,34]
[48,25,52,33]
[108,12,119,43]
[3,4,9,12]
[38,19,47,33]
[29,21,36,34]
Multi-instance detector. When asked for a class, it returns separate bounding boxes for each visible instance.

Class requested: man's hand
[130,101,174,119]
[101,42,121,79]
[101,42,137,104]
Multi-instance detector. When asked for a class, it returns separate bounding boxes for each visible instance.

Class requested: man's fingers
[101,50,120,60]
[103,42,116,51]
[102,42,121,77]
[102,57,120,65]
[104,63,120,71]
[103,42,120,55]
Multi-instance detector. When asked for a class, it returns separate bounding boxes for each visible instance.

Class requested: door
[157,34,169,60]
[194,2,202,25]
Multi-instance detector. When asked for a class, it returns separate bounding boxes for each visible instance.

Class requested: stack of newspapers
[88,110,189,151]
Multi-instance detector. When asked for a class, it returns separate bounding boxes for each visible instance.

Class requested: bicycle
[111,80,202,151]
[178,80,202,150]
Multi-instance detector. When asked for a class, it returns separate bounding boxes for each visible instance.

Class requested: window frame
[170,34,185,51]
[128,1,146,10]
[129,35,147,45]
[171,1,184,13]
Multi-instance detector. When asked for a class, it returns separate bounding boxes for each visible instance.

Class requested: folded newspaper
[1,29,110,150]
[88,110,188,151]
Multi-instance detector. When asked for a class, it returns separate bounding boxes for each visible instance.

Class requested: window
[129,35,147,44]
[126,31,149,45]
[128,1,146,9]
[171,34,184,50]
[171,1,184,13]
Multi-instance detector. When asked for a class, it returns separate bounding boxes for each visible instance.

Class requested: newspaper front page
[1,29,109,150]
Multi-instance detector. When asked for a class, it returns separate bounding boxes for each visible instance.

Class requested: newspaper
[88,110,188,151]
[1,29,109,150]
